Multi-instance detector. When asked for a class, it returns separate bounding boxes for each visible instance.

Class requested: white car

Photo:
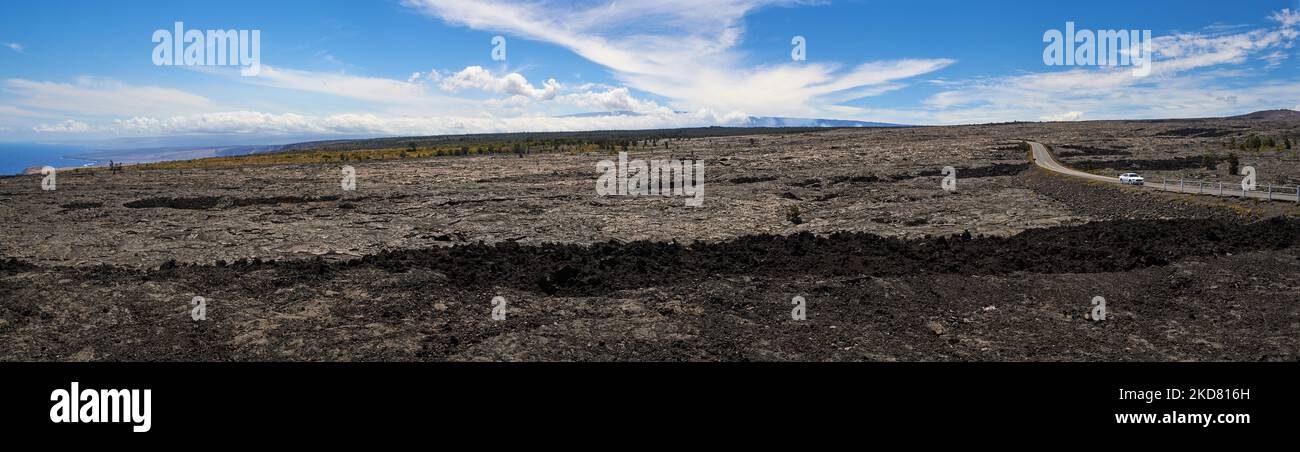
[1118,173,1144,185]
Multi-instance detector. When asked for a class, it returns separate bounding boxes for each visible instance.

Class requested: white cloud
[1260,51,1288,68]
[0,104,45,119]
[32,119,91,133]
[3,77,212,117]
[402,0,951,118]
[316,51,354,68]
[14,5,1300,138]
[237,64,669,117]
[4,43,23,54]
[910,10,1300,124]
[7,63,681,136]
[239,66,450,107]
[1271,8,1300,28]
[1039,111,1084,122]
[440,66,560,100]
[557,87,671,114]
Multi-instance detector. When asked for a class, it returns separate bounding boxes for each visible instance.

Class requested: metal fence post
[1219,181,1223,196]
[1268,184,1272,200]
[1198,180,1203,194]
[1180,179,1184,192]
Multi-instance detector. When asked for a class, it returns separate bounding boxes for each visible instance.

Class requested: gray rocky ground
[1,118,1298,361]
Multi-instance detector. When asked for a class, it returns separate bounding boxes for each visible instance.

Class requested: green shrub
[785,205,804,225]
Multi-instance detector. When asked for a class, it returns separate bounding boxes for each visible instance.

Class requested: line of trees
[1230,135,1293,152]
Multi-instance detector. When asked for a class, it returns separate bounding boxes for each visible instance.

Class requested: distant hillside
[1228,109,1300,121]
[741,116,903,128]
[561,111,905,128]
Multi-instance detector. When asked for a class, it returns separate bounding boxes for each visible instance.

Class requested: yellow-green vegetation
[61,129,815,174]
[1232,134,1293,154]
[1227,204,1257,217]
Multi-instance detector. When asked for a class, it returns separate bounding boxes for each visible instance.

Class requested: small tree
[1227,152,1240,175]
[1203,150,1217,170]
[1286,138,1293,150]
[1245,135,1263,150]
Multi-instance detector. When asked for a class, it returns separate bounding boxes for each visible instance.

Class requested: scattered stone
[925,321,947,336]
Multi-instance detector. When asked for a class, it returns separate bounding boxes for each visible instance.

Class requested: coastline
[18,161,103,176]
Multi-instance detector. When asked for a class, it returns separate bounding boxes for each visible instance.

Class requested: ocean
[0,143,98,176]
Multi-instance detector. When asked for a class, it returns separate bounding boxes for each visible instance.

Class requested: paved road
[1027,141,1300,203]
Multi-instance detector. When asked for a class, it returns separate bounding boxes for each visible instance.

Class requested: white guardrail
[1153,178,1300,202]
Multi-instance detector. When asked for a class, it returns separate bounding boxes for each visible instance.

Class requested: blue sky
[1,0,1298,145]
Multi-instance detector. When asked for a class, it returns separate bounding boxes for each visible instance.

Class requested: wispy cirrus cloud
[237,66,455,107]
[8,3,1300,141]
[4,76,213,118]
[401,0,953,118]
[5,64,693,137]
[226,64,667,116]
[4,43,23,54]
[911,8,1300,124]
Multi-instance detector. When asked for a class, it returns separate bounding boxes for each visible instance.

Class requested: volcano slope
[1,118,1298,361]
